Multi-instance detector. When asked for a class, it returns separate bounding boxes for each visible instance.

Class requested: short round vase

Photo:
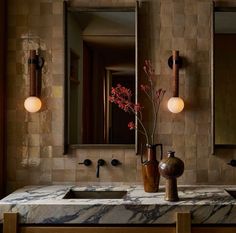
[141,144,163,193]
[159,151,184,201]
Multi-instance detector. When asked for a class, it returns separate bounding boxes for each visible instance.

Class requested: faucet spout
[96,159,105,178]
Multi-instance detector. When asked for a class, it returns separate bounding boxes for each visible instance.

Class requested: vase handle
[140,143,146,164]
[155,143,163,160]
[141,143,163,163]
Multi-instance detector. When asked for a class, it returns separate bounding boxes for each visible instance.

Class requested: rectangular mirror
[213,6,236,149]
[64,4,137,151]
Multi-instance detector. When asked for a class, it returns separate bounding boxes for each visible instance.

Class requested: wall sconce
[24,50,44,113]
[167,50,184,113]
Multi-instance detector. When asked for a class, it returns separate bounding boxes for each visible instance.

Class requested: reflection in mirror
[214,8,236,147]
[65,7,136,147]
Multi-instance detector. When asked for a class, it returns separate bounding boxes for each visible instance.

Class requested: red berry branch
[109,60,165,145]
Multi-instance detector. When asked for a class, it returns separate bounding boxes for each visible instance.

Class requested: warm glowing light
[24,96,42,113]
[167,97,184,113]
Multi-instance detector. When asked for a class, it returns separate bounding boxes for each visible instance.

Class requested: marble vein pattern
[0,185,236,224]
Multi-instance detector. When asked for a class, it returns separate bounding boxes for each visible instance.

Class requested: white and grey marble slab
[0,185,236,224]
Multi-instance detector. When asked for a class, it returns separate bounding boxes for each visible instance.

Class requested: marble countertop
[0,185,236,224]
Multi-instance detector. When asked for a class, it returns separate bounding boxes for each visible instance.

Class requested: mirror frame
[63,2,138,154]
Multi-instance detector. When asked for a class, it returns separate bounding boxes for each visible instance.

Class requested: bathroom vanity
[1,185,236,233]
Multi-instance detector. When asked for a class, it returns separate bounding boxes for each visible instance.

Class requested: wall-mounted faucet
[79,158,121,178]
[96,159,105,178]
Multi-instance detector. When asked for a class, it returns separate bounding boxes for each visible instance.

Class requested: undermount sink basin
[63,190,127,199]
[225,189,236,199]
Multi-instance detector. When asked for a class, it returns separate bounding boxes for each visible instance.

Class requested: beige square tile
[28,122,40,134]
[28,134,40,146]
[172,26,185,38]
[159,122,172,134]
[40,158,52,172]
[41,146,53,158]
[65,157,77,170]
[196,169,208,183]
[197,158,209,170]
[39,172,52,184]
[28,2,40,15]
[53,2,63,15]
[52,146,64,158]
[185,146,197,159]
[173,135,185,147]
[64,170,76,182]
[16,2,29,15]
[52,158,64,169]
[40,2,52,15]
[52,86,63,98]
[185,134,196,147]
[52,170,63,182]
[184,26,197,39]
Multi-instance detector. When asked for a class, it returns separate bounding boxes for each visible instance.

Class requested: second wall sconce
[167,50,184,114]
[24,50,44,113]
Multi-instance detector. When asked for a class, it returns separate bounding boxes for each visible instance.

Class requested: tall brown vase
[141,144,163,193]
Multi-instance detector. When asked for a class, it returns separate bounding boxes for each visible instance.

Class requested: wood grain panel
[176,212,191,233]
[20,226,175,233]
[3,213,18,233]
[192,226,236,233]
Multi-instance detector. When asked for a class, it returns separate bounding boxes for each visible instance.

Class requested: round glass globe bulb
[24,96,42,113]
[167,97,184,113]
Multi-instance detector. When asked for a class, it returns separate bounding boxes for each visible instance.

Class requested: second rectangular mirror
[214,6,236,149]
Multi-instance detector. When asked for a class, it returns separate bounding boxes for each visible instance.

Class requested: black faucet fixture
[111,159,121,166]
[78,159,92,166]
[227,159,236,167]
[96,159,105,178]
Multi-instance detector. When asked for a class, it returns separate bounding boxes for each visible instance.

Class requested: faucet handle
[227,160,236,167]
[111,159,120,166]
[78,159,92,166]
[98,159,105,166]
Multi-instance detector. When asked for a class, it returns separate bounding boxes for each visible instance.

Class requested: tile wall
[6,0,236,193]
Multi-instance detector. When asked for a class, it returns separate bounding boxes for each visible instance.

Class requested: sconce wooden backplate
[28,50,44,97]
[168,55,183,69]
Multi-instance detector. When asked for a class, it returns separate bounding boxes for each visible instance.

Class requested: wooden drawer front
[192,226,236,233]
[20,226,175,233]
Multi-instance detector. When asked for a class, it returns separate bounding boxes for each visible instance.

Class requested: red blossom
[134,103,143,112]
[143,60,155,81]
[155,89,166,100]
[140,84,150,92]
[128,121,135,130]
[109,60,166,145]
[109,84,141,114]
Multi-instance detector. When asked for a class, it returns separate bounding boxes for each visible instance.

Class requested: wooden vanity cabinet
[2,213,236,233]
[3,224,236,233]
[1,213,183,233]
[192,226,236,233]
[17,226,176,233]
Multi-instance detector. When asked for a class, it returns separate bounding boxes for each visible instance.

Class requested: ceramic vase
[141,144,163,192]
[158,151,184,201]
